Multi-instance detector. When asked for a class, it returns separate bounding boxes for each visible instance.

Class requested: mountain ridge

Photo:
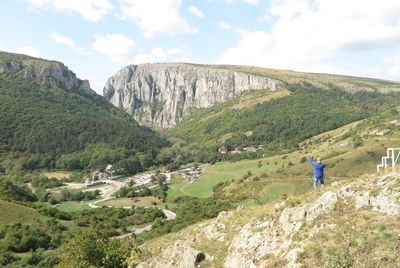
[0,51,96,96]
[0,51,167,165]
[103,63,400,130]
[103,63,283,128]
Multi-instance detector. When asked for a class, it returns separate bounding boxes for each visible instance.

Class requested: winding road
[61,173,177,238]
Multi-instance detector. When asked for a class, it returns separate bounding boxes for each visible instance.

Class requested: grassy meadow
[98,196,163,208]
[0,200,50,227]
[41,171,72,180]
[168,115,400,202]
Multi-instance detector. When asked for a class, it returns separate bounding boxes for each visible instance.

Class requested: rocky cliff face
[0,53,95,95]
[136,172,400,267]
[103,64,282,128]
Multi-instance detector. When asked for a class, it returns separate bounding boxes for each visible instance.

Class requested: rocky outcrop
[202,210,234,242]
[136,240,208,268]
[103,63,282,128]
[136,173,400,268]
[0,53,96,95]
[225,192,338,268]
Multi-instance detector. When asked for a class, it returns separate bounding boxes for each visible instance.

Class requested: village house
[218,145,228,154]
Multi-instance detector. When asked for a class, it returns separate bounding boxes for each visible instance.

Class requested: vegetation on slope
[171,83,400,156]
[0,73,166,155]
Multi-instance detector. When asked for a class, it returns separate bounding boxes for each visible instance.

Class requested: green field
[41,170,72,180]
[57,201,91,212]
[168,115,400,201]
[0,200,50,227]
[168,157,294,199]
[98,196,163,208]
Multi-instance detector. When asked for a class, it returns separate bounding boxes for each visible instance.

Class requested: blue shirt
[310,157,325,179]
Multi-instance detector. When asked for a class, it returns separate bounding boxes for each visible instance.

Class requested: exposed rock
[338,182,358,199]
[138,173,400,268]
[103,63,282,128]
[0,55,96,95]
[353,180,400,217]
[136,240,207,268]
[370,192,400,216]
[355,191,370,208]
[279,192,337,237]
[279,207,306,236]
[306,192,338,222]
[202,210,233,241]
[0,61,20,73]
[225,192,338,267]
[224,220,280,268]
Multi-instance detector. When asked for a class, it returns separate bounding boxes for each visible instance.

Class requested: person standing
[309,156,326,190]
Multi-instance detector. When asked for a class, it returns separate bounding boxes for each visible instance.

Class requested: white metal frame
[377,148,400,172]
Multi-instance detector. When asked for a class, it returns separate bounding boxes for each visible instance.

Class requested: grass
[168,159,280,198]
[0,200,50,227]
[57,201,91,212]
[41,170,72,180]
[265,183,296,201]
[167,150,320,199]
[97,196,163,208]
[298,202,400,267]
[168,112,400,202]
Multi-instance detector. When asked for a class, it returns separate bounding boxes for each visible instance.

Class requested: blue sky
[1,0,400,93]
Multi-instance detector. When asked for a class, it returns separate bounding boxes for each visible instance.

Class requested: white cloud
[244,0,259,5]
[189,6,204,18]
[92,34,135,62]
[218,0,400,74]
[222,0,258,4]
[133,46,193,64]
[15,47,40,57]
[51,32,89,55]
[219,21,232,30]
[119,0,198,38]
[28,0,47,6]
[27,0,113,22]
[51,32,75,47]
[386,55,400,80]
[365,54,400,81]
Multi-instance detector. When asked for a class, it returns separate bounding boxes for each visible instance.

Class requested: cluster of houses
[129,174,152,186]
[218,145,263,154]
[85,164,118,185]
[176,167,202,183]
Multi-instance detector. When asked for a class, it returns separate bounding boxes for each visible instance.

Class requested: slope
[168,109,400,202]
[137,172,400,268]
[0,52,167,156]
[0,200,50,227]
[170,82,400,153]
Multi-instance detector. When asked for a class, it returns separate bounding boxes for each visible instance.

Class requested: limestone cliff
[0,51,95,95]
[103,63,282,128]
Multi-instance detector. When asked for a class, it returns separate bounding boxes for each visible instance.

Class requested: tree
[117,156,142,175]
[59,232,138,268]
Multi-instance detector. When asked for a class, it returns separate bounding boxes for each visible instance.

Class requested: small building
[91,171,107,181]
[105,164,113,172]
[218,146,228,154]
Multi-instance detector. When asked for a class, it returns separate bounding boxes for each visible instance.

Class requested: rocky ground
[135,172,400,268]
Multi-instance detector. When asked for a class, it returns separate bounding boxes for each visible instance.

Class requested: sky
[1,0,400,93]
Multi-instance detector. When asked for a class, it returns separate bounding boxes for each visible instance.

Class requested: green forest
[172,84,400,153]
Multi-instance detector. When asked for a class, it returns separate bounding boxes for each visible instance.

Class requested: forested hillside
[0,52,168,172]
[171,83,400,155]
[0,74,165,154]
